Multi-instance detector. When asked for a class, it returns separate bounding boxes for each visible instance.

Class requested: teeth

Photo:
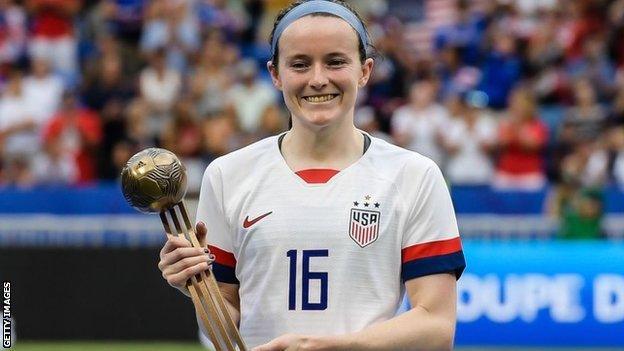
[304,95,335,103]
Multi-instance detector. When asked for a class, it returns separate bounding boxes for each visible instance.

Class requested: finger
[160,246,207,268]
[159,235,193,259]
[162,252,214,277]
[195,221,208,247]
[165,261,209,288]
[252,336,289,351]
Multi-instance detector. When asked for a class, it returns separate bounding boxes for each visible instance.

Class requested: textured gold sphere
[120,148,187,213]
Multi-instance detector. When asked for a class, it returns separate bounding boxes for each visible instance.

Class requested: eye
[290,61,309,70]
[328,59,347,67]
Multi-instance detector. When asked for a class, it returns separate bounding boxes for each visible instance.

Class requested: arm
[253,273,457,351]
[342,273,456,350]
[216,281,241,326]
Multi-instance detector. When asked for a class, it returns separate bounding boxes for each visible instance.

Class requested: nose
[309,63,328,89]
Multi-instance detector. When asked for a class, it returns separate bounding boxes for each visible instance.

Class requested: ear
[267,61,282,91]
[358,58,374,88]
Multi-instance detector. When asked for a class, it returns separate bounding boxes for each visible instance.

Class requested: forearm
[331,306,455,351]
[178,281,241,328]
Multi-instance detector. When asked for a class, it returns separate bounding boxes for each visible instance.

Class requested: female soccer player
[158,1,466,350]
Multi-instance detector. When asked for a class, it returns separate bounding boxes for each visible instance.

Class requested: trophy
[121,148,247,351]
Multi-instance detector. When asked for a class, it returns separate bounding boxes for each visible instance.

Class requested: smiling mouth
[302,94,339,103]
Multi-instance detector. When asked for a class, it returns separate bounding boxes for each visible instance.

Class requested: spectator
[435,45,481,101]
[102,98,155,180]
[558,78,607,156]
[161,97,204,193]
[100,0,145,43]
[256,105,286,139]
[42,92,101,184]
[560,142,608,189]
[441,91,497,185]
[433,0,486,66]
[97,93,127,180]
[567,35,616,101]
[0,69,38,188]
[0,69,38,160]
[478,30,522,109]
[366,16,412,107]
[558,0,605,62]
[494,87,548,190]
[354,89,392,143]
[225,59,277,136]
[139,48,182,138]
[195,0,245,40]
[549,141,606,239]
[161,98,202,159]
[0,0,27,70]
[124,98,155,150]
[32,136,78,185]
[550,185,604,239]
[140,0,200,72]
[22,58,64,125]
[26,0,81,85]
[391,78,449,166]
[189,31,234,117]
[81,52,133,112]
[200,110,239,164]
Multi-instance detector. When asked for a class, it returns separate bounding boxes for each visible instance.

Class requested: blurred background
[0,0,623,350]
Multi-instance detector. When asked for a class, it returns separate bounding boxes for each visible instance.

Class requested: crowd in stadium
[1,0,623,237]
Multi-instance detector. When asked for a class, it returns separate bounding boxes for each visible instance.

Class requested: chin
[300,112,340,128]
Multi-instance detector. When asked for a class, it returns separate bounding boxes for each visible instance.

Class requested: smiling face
[268,15,373,130]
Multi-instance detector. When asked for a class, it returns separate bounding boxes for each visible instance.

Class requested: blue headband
[271,0,369,59]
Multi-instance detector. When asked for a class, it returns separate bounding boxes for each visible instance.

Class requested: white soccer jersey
[196,133,465,347]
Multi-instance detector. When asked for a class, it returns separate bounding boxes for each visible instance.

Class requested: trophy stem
[160,202,247,351]
[178,202,248,350]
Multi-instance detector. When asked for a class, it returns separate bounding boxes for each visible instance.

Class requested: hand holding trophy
[121,148,247,351]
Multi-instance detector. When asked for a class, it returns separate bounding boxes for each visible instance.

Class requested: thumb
[195,221,208,247]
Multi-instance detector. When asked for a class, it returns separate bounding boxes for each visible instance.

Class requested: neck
[282,118,363,171]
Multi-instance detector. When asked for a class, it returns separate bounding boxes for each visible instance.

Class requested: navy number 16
[286,249,328,310]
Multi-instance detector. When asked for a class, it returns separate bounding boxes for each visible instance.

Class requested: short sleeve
[196,162,239,284]
[401,162,466,282]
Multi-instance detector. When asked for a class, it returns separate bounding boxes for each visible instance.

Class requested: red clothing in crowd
[496,118,548,176]
[43,108,101,183]
[28,0,80,38]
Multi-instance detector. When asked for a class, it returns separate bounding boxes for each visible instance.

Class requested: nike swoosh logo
[243,211,273,229]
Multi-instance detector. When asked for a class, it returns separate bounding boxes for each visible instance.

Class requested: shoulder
[366,136,440,182]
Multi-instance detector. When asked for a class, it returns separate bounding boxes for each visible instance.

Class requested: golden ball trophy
[121,148,247,351]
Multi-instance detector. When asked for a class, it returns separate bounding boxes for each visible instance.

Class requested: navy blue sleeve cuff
[211,262,239,284]
[401,250,466,282]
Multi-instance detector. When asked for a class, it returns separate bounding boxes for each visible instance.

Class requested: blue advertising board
[456,241,624,347]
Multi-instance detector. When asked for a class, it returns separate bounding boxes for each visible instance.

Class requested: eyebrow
[285,52,351,61]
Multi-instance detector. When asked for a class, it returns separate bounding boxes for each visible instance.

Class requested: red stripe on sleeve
[208,245,236,268]
[402,237,463,263]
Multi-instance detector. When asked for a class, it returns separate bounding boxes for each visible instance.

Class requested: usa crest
[349,195,381,247]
